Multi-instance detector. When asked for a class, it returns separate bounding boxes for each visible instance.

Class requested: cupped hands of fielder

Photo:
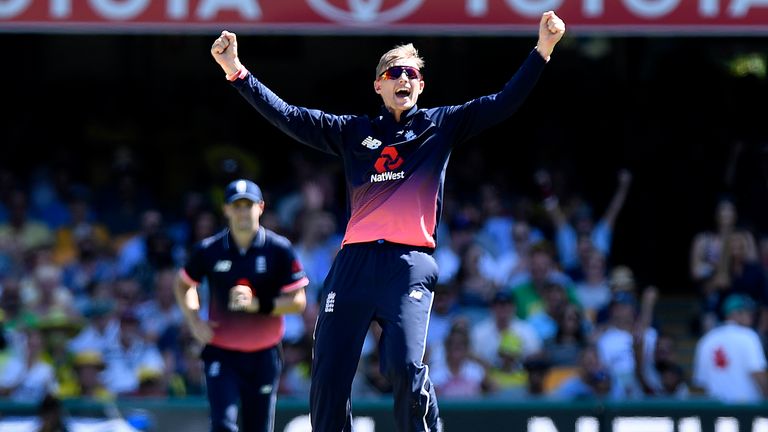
[229,284,259,313]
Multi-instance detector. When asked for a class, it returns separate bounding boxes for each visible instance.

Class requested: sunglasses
[379,65,422,81]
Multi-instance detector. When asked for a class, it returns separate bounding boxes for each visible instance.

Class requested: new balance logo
[409,290,423,300]
[325,291,336,313]
[361,136,383,149]
[213,260,232,272]
[404,130,416,140]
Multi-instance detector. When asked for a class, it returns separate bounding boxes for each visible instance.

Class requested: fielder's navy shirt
[181,226,309,351]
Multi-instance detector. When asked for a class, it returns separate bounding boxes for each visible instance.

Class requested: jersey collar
[223,226,267,251]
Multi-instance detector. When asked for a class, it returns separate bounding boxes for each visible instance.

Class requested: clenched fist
[211,30,243,76]
[536,11,566,61]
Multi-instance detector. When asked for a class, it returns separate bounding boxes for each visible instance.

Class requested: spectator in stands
[135,267,184,346]
[67,350,113,401]
[0,189,54,276]
[484,330,529,398]
[543,303,591,367]
[52,190,111,267]
[279,301,318,399]
[185,209,220,255]
[551,344,612,400]
[279,336,313,399]
[0,275,36,339]
[97,146,154,238]
[573,249,611,322]
[28,165,77,232]
[431,321,490,398]
[507,241,579,321]
[23,264,80,322]
[133,366,167,398]
[111,277,143,319]
[285,209,341,343]
[166,190,211,258]
[115,209,164,279]
[38,312,84,400]
[475,184,546,262]
[0,325,59,403]
[693,293,767,403]
[634,330,687,398]
[596,286,658,400]
[470,291,542,369]
[454,241,500,310]
[535,168,632,279]
[426,282,463,361]
[522,354,553,398]
[101,310,165,396]
[651,360,690,399]
[67,299,119,359]
[710,231,768,333]
[593,264,637,327]
[488,219,536,288]
[59,223,117,315]
[527,280,572,342]
[433,212,481,285]
[159,324,206,398]
[689,195,758,332]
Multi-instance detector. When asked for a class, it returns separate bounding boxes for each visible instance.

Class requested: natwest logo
[307,0,424,24]
[370,171,405,182]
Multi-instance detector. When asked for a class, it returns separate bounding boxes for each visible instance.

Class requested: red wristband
[226,66,248,81]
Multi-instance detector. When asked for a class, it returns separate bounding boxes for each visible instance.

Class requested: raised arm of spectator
[535,169,578,269]
[600,169,632,229]
[632,285,659,395]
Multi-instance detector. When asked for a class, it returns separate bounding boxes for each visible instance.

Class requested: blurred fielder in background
[174,178,309,432]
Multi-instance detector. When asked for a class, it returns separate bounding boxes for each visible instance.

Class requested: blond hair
[375,43,425,78]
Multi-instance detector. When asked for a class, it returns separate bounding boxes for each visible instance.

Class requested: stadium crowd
[0,144,766,409]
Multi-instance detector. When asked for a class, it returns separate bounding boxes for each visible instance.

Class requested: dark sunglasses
[379,65,422,81]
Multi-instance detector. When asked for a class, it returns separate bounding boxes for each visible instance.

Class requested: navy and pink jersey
[180,227,309,352]
[232,49,546,249]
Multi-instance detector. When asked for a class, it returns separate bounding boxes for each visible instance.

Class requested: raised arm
[601,169,633,229]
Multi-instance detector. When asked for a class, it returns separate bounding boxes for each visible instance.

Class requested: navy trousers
[310,241,441,432]
[202,344,282,432]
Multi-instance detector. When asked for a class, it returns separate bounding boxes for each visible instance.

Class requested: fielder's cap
[722,293,756,316]
[225,179,263,204]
